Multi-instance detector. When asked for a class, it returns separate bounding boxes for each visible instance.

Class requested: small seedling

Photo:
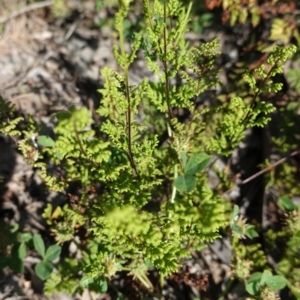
[33,234,61,280]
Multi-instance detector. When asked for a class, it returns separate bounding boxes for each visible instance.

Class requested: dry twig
[0,1,52,24]
[222,149,300,196]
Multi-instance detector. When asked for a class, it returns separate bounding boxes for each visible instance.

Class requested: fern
[12,0,294,295]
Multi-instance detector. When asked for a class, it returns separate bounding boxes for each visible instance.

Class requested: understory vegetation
[1,0,300,299]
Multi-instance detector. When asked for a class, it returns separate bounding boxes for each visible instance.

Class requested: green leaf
[9,244,24,273]
[260,269,272,285]
[45,245,61,262]
[98,278,108,293]
[231,224,243,235]
[180,151,188,168]
[80,276,95,288]
[33,234,45,258]
[246,225,259,239]
[185,153,210,175]
[245,280,260,296]
[18,243,26,260]
[37,135,55,147]
[246,272,262,295]
[174,174,196,192]
[56,110,71,121]
[248,272,263,282]
[279,196,295,211]
[232,204,239,219]
[35,260,53,280]
[265,275,287,291]
[19,232,32,243]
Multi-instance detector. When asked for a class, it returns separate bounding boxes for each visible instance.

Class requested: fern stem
[118,10,139,177]
[163,0,173,119]
[244,56,282,123]
[124,69,139,177]
[73,121,99,168]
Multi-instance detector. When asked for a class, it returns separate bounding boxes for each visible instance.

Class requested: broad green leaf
[45,245,61,262]
[279,196,295,211]
[174,174,196,192]
[33,234,45,258]
[245,280,260,296]
[246,272,262,295]
[98,278,108,293]
[232,204,239,219]
[19,232,32,243]
[260,269,272,285]
[246,225,259,239]
[248,272,262,282]
[56,110,71,121]
[185,153,210,175]
[231,224,243,235]
[35,260,53,280]
[18,243,26,260]
[10,244,24,273]
[180,152,187,168]
[37,135,55,147]
[80,275,94,288]
[265,275,287,291]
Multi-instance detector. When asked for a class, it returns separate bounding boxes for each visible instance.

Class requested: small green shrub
[0,0,298,298]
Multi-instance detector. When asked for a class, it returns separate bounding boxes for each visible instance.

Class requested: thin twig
[241,149,300,185]
[0,1,52,24]
[73,121,100,168]
[222,149,300,196]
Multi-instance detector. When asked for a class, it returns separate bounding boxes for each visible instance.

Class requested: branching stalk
[163,0,173,119]
[118,11,139,177]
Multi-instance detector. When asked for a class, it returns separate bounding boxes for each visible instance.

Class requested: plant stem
[170,164,177,203]
[218,277,234,300]
[124,69,139,177]
[221,149,300,195]
[163,0,173,119]
[118,11,139,177]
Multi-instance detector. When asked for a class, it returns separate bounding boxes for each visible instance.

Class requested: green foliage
[269,197,300,298]
[0,0,297,297]
[246,270,287,299]
[174,152,210,193]
[34,0,295,294]
[0,95,23,136]
[230,205,259,240]
[33,234,62,280]
[0,223,31,274]
[191,13,213,34]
